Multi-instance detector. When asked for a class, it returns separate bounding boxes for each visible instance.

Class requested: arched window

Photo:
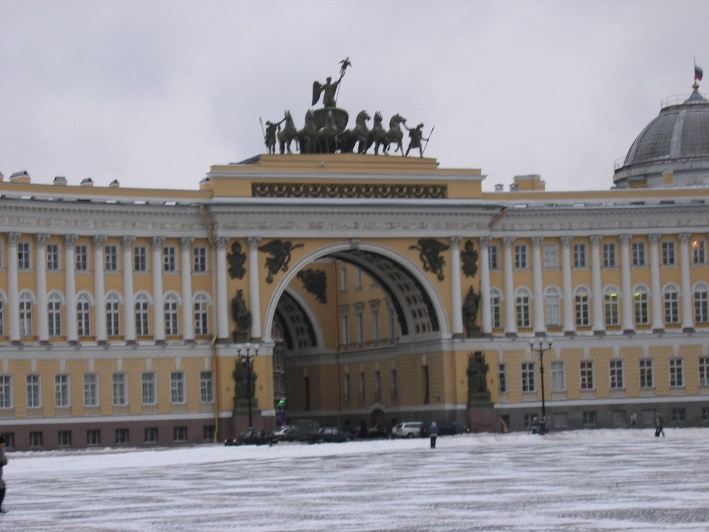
[694,283,709,323]
[77,293,92,337]
[19,291,34,337]
[194,293,210,336]
[106,292,121,336]
[490,288,502,329]
[164,293,179,336]
[135,293,150,336]
[544,287,560,327]
[48,292,63,337]
[663,284,680,324]
[633,285,649,325]
[604,286,619,326]
[574,286,590,326]
[515,288,531,328]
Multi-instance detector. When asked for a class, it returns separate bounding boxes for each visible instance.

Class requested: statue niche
[231,289,251,342]
[463,286,481,338]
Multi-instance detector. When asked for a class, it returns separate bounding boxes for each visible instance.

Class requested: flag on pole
[695,64,704,81]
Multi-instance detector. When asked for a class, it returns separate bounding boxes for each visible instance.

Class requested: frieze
[252,182,447,199]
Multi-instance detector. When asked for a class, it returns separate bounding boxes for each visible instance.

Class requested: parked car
[312,426,353,443]
[392,421,424,438]
[224,428,277,446]
[423,420,469,436]
[271,425,296,442]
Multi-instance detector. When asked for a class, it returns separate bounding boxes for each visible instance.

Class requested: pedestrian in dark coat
[0,435,7,513]
[429,422,440,449]
[654,412,665,437]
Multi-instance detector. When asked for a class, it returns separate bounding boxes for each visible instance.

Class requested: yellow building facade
[1,85,709,450]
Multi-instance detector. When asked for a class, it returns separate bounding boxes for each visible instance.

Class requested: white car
[392,421,423,438]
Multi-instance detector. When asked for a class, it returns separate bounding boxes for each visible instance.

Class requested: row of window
[488,239,708,270]
[497,357,709,394]
[0,371,214,409]
[14,242,209,274]
[342,369,400,405]
[4,291,212,338]
[0,425,215,450]
[490,283,709,328]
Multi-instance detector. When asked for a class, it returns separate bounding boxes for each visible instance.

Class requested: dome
[613,85,709,188]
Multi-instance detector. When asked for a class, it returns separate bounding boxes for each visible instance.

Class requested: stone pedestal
[468,404,498,433]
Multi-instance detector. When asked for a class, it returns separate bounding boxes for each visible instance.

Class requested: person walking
[429,421,440,449]
[0,435,7,513]
[654,412,665,437]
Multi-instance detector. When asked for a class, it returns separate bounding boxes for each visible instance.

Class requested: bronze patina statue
[463,287,481,337]
[312,57,352,108]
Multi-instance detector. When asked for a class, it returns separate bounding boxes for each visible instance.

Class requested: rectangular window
[75,244,89,271]
[610,360,624,389]
[105,245,119,272]
[521,362,535,393]
[631,242,646,266]
[491,293,501,329]
[115,428,130,445]
[83,373,99,407]
[340,313,350,345]
[669,358,684,388]
[135,299,149,336]
[634,291,649,324]
[582,411,597,426]
[142,372,156,405]
[18,241,31,270]
[77,297,91,337]
[580,361,594,390]
[390,369,398,401]
[86,429,101,446]
[488,245,499,269]
[26,374,41,408]
[672,408,686,424]
[371,308,380,342]
[203,425,215,442]
[47,244,60,271]
[0,375,12,408]
[55,374,70,408]
[545,292,560,327]
[134,246,147,272]
[58,430,72,447]
[200,371,214,403]
[700,357,709,387]
[551,361,565,392]
[48,296,62,337]
[356,311,364,344]
[29,431,44,448]
[639,359,653,388]
[514,244,527,269]
[664,290,680,324]
[163,246,176,272]
[164,298,178,336]
[106,296,120,336]
[575,293,590,326]
[170,372,185,404]
[602,243,616,268]
[343,373,350,404]
[498,363,507,393]
[112,373,127,406]
[693,240,706,264]
[355,267,363,289]
[358,372,365,404]
[662,241,676,266]
[543,243,558,269]
[605,291,620,326]
[374,371,381,402]
[193,247,207,273]
[173,426,187,442]
[144,427,159,444]
[573,243,587,268]
[339,268,347,291]
[194,298,209,336]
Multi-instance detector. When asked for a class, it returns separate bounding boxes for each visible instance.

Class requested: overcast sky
[1,1,707,192]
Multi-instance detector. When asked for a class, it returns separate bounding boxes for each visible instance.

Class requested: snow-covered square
[2,428,708,531]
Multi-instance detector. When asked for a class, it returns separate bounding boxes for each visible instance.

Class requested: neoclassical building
[0,83,708,450]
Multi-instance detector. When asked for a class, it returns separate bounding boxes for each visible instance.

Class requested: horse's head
[390,114,406,127]
[373,112,383,123]
[357,110,371,123]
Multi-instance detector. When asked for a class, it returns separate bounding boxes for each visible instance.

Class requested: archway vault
[262,241,450,344]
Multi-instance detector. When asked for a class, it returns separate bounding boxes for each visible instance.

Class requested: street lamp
[240,343,260,428]
[529,339,553,432]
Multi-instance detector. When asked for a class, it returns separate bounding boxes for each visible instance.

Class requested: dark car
[424,420,469,436]
[312,426,353,443]
[224,428,277,446]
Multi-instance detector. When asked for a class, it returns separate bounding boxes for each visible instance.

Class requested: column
[64,234,78,343]
[479,237,492,336]
[7,233,21,343]
[620,235,634,334]
[561,236,575,335]
[531,237,545,335]
[35,234,49,343]
[248,237,262,340]
[502,237,516,336]
[151,237,165,343]
[215,237,230,341]
[93,235,107,343]
[590,236,604,334]
[450,236,464,338]
[180,237,194,342]
[122,236,136,343]
[679,233,694,332]
[648,234,664,333]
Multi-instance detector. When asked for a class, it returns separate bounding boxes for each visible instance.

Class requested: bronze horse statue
[317,111,339,153]
[338,110,371,153]
[383,113,406,156]
[297,110,318,154]
[369,112,387,155]
[277,111,298,154]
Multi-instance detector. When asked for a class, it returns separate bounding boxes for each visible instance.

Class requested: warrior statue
[403,122,429,158]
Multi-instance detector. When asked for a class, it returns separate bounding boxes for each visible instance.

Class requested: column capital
[35,233,49,246]
[502,237,515,248]
[648,233,660,245]
[450,236,462,246]
[619,234,632,245]
[531,236,543,247]
[247,237,261,248]
[590,235,602,246]
[479,236,490,248]
[64,234,78,247]
[214,237,228,249]
[180,237,194,249]
[560,235,573,247]
[150,236,165,248]
[121,235,136,248]
[7,232,21,245]
[92,235,107,248]
[679,233,691,244]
